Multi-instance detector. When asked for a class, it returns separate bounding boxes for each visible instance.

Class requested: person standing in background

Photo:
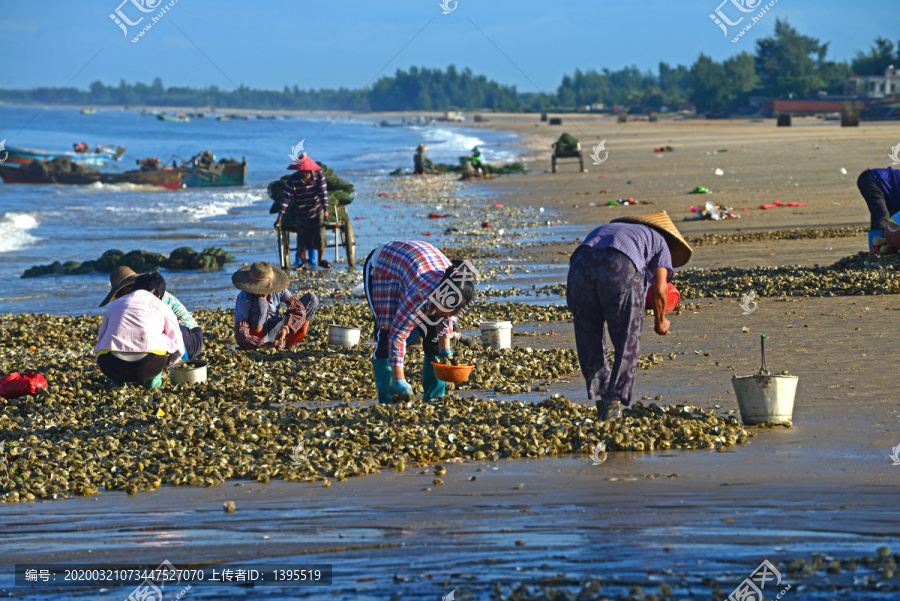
[275,153,331,271]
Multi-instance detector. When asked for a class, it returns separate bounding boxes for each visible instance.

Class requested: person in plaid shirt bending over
[363,240,477,403]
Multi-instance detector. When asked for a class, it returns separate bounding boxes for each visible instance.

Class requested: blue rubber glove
[438,349,453,359]
[395,379,414,401]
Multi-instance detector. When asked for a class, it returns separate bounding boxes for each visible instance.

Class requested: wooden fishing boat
[80,108,97,115]
[2,144,125,166]
[0,161,184,190]
[0,162,102,185]
[181,152,247,187]
[105,168,185,190]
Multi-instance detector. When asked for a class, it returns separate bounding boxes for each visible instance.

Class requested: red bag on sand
[0,372,48,399]
[645,283,681,313]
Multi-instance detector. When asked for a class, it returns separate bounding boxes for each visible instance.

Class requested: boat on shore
[3,144,125,166]
[181,151,247,187]
[0,159,184,190]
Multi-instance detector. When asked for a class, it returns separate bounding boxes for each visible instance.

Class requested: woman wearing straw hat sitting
[414,144,434,175]
[95,272,185,389]
[567,212,692,421]
[231,261,319,350]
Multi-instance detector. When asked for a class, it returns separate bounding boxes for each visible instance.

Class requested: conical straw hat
[231,261,289,295]
[610,211,693,268]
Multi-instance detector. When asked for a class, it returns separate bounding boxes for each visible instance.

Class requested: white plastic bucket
[328,324,361,348]
[731,374,798,425]
[480,321,512,350]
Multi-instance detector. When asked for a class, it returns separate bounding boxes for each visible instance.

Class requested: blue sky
[1,1,898,94]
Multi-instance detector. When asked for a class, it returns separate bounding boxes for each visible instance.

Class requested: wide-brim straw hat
[287,153,322,172]
[231,261,289,295]
[99,265,139,307]
[610,211,693,268]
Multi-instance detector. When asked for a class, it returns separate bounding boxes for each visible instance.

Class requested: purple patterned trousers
[566,246,645,405]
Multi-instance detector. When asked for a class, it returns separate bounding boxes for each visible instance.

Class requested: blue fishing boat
[3,144,125,166]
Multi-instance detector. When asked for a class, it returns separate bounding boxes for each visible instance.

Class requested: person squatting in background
[857,166,900,252]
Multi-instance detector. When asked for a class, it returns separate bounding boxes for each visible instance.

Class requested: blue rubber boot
[372,357,394,404]
[307,248,319,272]
[143,372,163,389]
[422,355,446,401]
[106,378,127,390]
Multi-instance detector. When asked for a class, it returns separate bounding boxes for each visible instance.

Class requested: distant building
[762,98,868,117]
[844,66,900,99]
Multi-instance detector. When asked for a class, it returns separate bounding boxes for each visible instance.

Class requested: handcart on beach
[551,133,585,173]
[268,170,357,271]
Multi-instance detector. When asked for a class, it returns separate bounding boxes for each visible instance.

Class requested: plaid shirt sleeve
[389,292,427,367]
[233,292,261,349]
[441,315,455,338]
[280,290,307,333]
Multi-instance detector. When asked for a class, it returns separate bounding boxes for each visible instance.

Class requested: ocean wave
[0,211,41,253]
[356,126,519,166]
[419,127,485,151]
[102,190,265,220]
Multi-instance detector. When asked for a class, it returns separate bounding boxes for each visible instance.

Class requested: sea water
[0,106,522,314]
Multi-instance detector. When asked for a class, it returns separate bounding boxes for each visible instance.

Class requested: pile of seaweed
[553,132,580,153]
[21,247,234,278]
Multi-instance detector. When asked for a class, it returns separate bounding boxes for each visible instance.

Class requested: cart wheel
[341,220,356,270]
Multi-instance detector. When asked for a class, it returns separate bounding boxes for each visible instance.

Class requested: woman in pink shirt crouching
[95,272,185,389]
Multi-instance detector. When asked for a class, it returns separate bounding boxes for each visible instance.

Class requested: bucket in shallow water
[731,373,798,425]
[479,321,512,350]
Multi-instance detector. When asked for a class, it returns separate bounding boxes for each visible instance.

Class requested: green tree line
[0,20,896,115]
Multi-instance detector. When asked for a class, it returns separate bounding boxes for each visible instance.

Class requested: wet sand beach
[3,118,900,600]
